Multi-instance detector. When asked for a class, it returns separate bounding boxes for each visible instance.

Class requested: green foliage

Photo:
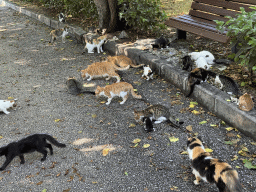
[215,7,256,76]
[118,0,167,33]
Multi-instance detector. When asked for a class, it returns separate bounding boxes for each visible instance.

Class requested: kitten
[133,104,180,128]
[189,50,215,65]
[84,35,107,53]
[186,68,240,97]
[107,55,145,69]
[142,117,154,132]
[238,93,254,111]
[59,13,66,23]
[49,26,69,43]
[142,65,153,80]
[152,35,170,48]
[182,55,193,71]
[81,61,129,82]
[66,78,95,95]
[0,99,16,115]
[187,136,243,192]
[0,134,66,170]
[95,82,142,105]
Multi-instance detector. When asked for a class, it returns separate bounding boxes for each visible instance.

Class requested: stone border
[1,0,256,141]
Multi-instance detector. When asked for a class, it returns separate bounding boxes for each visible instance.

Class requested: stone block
[44,16,51,26]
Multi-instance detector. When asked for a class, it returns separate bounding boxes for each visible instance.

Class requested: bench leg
[177,29,186,40]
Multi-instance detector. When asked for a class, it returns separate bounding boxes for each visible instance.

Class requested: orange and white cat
[187,136,243,192]
[95,82,142,105]
[84,35,107,53]
[107,55,145,69]
[0,99,16,114]
[81,61,129,82]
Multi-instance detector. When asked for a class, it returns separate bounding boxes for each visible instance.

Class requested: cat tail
[221,169,243,192]
[130,89,142,99]
[80,90,95,95]
[186,79,201,97]
[113,65,130,71]
[44,135,66,148]
[166,117,180,128]
[130,63,145,68]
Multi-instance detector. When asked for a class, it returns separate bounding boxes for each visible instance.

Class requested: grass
[160,0,193,16]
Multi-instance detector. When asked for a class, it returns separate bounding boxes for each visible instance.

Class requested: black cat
[66,78,95,95]
[152,35,170,48]
[142,117,154,133]
[0,134,66,170]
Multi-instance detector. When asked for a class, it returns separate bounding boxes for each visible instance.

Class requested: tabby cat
[133,104,180,128]
[0,99,16,115]
[66,78,95,95]
[0,134,66,170]
[182,55,193,71]
[84,34,107,53]
[49,26,69,43]
[107,55,145,69]
[238,93,254,111]
[187,68,240,97]
[81,61,129,82]
[187,136,243,192]
[95,82,142,105]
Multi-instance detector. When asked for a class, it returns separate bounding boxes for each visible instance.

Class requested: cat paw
[193,180,200,185]
[41,158,46,161]
[120,101,125,105]
[106,102,110,105]
[20,161,25,164]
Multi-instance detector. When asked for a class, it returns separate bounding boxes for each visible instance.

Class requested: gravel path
[0,6,255,192]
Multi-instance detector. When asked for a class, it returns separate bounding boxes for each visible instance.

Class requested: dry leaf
[36,181,43,185]
[102,148,110,156]
[186,125,192,132]
[143,144,150,148]
[205,148,213,153]
[169,136,179,142]
[132,138,141,143]
[129,123,136,128]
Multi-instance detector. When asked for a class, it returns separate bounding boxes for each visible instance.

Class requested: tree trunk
[93,0,118,33]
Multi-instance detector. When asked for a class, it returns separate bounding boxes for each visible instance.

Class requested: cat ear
[197,136,202,142]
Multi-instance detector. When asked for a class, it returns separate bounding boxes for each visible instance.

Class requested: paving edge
[1,0,256,141]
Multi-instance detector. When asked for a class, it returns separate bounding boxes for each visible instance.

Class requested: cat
[95,82,142,105]
[182,55,193,71]
[188,50,215,65]
[66,78,95,95]
[187,136,243,192]
[133,104,180,128]
[84,35,107,53]
[81,61,129,82]
[142,65,153,80]
[186,68,240,97]
[0,134,66,170]
[238,93,254,111]
[107,55,145,69]
[152,35,170,48]
[195,57,212,70]
[59,13,66,23]
[49,26,69,43]
[0,99,16,115]
[142,117,154,132]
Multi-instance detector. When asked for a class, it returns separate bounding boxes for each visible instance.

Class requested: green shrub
[118,0,167,33]
[215,7,256,76]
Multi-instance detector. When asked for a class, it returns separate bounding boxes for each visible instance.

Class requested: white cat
[189,50,215,65]
[195,57,212,70]
[0,100,16,114]
[142,65,153,80]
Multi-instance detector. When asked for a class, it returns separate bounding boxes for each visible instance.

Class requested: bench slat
[231,0,256,5]
[189,10,230,23]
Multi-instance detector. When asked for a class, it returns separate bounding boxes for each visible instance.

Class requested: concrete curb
[1,0,256,141]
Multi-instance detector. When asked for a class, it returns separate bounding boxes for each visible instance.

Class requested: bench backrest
[190,0,256,22]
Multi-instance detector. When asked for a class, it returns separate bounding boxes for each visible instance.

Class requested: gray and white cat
[133,104,180,128]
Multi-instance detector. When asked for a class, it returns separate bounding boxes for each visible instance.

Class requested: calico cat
[188,50,215,65]
[133,104,180,128]
[187,68,240,97]
[238,93,254,111]
[142,65,153,80]
[81,61,129,82]
[95,82,142,105]
[49,26,69,43]
[84,35,107,53]
[0,134,66,170]
[152,35,170,48]
[187,136,243,192]
[142,117,154,132]
[107,55,145,69]
[0,99,16,115]
[66,78,95,95]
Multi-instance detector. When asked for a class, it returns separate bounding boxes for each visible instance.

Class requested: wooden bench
[165,0,256,43]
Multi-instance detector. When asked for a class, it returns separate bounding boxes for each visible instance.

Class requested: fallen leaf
[186,125,192,132]
[205,148,213,153]
[8,97,14,100]
[192,110,200,115]
[169,136,179,142]
[36,181,43,185]
[243,159,256,169]
[55,119,61,122]
[237,134,241,138]
[231,155,238,161]
[210,124,218,127]
[92,181,98,184]
[143,144,150,148]
[63,188,71,192]
[56,173,61,177]
[199,120,207,125]
[129,123,136,128]
[42,189,47,192]
[180,151,188,155]
[124,171,128,175]
[91,114,97,118]
[251,142,256,145]
[102,148,110,156]
[236,166,241,169]
[132,138,141,143]
[226,127,234,131]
